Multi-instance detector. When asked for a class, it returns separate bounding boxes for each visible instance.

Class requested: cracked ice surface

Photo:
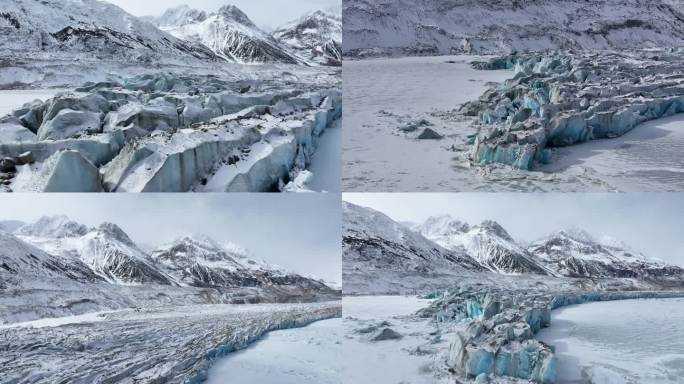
[0,68,341,192]
[469,49,684,191]
[0,302,341,384]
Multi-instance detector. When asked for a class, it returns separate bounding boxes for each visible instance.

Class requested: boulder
[371,328,403,342]
[0,157,16,172]
[417,128,444,140]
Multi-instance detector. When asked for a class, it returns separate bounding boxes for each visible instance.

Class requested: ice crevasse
[467,50,684,170]
[427,288,684,383]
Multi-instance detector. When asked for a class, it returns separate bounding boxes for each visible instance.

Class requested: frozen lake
[343,55,684,192]
[537,298,684,383]
[342,55,512,192]
[206,317,342,384]
[0,89,67,116]
[343,296,450,384]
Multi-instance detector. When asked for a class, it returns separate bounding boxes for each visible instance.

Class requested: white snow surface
[206,317,341,384]
[343,296,452,384]
[537,298,684,383]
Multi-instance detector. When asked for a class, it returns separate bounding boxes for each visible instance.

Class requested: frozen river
[207,317,342,384]
[537,298,684,383]
[343,55,684,192]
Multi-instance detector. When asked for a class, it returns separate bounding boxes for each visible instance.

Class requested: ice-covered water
[537,298,684,383]
[342,56,512,192]
[542,114,684,192]
[343,296,450,384]
[206,318,341,384]
[0,89,68,116]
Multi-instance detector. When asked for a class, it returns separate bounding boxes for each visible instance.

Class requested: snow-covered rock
[528,228,679,279]
[150,5,303,64]
[0,231,100,283]
[0,0,217,64]
[343,0,684,57]
[273,10,342,66]
[415,216,551,275]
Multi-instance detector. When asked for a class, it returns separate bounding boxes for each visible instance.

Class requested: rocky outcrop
[467,50,684,170]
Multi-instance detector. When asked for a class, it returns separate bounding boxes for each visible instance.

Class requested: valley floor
[342,55,684,192]
[0,301,341,384]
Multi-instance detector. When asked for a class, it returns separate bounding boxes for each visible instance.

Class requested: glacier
[0,0,342,193]
[0,74,341,192]
[468,50,684,171]
[342,202,684,384]
[0,215,341,383]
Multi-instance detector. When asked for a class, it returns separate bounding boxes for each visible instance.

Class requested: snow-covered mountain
[148,5,305,65]
[343,0,684,57]
[344,202,684,285]
[273,10,342,66]
[17,219,174,285]
[343,202,484,275]
[0,231,101,284]
[3,216,332,293]
[16,215,89,239]
[528,228,681,279]
[150,234,326,289]
[415,216,552,275]
[0,0,217,62]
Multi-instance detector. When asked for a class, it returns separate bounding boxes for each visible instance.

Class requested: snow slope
[343,202,484,275]
[0,0,217,63]
[5,215,335,295]
[415,216,552,275]
[528,228,680,279]
[273,10,342,66]
[150,5,304,65]
[343,0,684,57]
[343,202,684,294]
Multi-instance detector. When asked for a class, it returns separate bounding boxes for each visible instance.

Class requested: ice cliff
[466,49,684,170]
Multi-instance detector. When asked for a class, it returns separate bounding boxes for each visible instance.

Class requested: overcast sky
[107,0,341,28]
[0,194,341,283]
[344,193,684,266]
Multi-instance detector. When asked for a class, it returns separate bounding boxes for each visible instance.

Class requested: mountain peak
[156,5,209,27]
[418,215,470,237]
[558,228,596,244]
[97,222,136,247]
[477,220,513,241]
[216,4,254,26]
[17,215,89,239]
